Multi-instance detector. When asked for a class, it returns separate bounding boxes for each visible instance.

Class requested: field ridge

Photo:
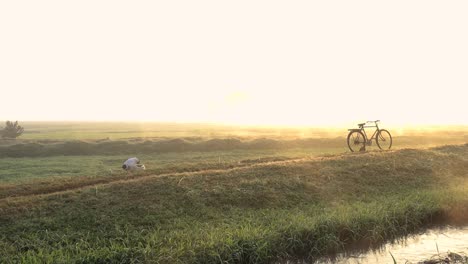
[2,145,466,203]
[1,154,342,203]
[1,144,467,263]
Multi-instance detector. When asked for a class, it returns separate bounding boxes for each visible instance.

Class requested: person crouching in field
[122,157,146,171]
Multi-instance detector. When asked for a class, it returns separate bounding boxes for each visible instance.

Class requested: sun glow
[1,1,467,126]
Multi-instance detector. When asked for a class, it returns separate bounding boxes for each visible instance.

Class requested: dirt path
[0,148,407,205]
[0,155,329,204]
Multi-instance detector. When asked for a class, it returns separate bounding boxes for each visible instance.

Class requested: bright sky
[1,1,467,126]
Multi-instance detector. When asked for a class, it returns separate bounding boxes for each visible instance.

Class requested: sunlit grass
[9,121,468,140]
[1,145,467,263]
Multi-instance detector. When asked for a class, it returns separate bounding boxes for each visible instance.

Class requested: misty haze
[1,1,467,263]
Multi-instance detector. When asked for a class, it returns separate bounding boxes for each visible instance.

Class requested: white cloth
[123,157,140,170]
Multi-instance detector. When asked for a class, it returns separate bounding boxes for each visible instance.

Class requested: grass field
[4,121,468,141]
[3,122,347,140]
[0,122,467,263]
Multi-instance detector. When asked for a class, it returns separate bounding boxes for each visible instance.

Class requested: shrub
[1,121,24,139]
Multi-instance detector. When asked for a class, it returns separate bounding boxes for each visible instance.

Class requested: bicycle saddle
[358,123,365,127]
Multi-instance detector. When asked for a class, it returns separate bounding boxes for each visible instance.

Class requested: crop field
[5,122,347,140]
[0,122,467,263]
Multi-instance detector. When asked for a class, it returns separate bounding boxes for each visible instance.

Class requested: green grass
[0,147,348,199]
[0,137,348,158]
[1,122,466,163]
[4,121,468,141]
[8,122,347,140]
[1,145,467,263]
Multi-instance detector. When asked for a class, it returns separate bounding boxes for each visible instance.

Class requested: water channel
[285,226,468,264]
[329,226,467,263]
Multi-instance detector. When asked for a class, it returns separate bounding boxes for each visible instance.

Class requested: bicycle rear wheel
[376,129,392,150]
[347,131,366,152]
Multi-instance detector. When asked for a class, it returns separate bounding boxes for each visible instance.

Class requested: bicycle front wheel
[347,131,366,152]
[376,129,392,150]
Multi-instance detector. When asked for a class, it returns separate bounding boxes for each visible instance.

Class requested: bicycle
[347,120,392,152]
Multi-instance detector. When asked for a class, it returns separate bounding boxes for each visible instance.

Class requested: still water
[319,226,468,264]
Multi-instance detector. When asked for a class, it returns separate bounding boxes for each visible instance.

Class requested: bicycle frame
[347,120,392,152]
[359,121,381,144]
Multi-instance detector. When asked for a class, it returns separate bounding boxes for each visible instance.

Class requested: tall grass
[0,145,467,263]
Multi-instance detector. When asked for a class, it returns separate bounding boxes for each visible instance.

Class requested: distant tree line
[1,121,24,139]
